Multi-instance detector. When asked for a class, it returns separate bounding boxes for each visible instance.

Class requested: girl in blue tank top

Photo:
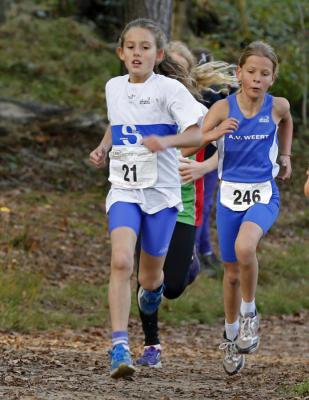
[142,41,293,375]
[197,41,293,375]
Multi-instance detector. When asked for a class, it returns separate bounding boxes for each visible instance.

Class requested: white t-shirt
[105,73,204,213]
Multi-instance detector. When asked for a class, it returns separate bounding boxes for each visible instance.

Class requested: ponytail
[156,54,201,100]
[193,61,238,94]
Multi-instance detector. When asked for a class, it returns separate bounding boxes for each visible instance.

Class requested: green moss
[0,15,119,111]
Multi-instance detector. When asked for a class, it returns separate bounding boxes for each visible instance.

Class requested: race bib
[108,146,158,189]
[220,180,272,211]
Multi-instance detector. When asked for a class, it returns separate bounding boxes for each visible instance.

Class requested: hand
[142,135,167,152]
[178,156,206,183]
[210,118,239,141]
[278,155,292,180]
[89,145,108,168]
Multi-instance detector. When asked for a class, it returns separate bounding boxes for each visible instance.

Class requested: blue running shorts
[108,201,178,257]
[216,180,280,263]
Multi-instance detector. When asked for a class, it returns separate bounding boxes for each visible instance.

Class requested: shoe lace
[240,316,254,339]
[109,345,128,362]
[143,346,158,359]
[219,341,238,361]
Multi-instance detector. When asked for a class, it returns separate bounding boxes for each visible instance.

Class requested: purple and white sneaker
[136,346,162,368]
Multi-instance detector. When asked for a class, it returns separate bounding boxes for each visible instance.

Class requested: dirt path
[0,314,308,400]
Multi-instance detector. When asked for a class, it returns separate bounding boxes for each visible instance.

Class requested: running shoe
[136,346,162,368]
[137,285,164,315]
[237,311,260,354]
[109,344,136,379]
[219,337,245,375]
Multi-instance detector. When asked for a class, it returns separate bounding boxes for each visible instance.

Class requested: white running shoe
[237,312,260,354]
[219,337,245,375]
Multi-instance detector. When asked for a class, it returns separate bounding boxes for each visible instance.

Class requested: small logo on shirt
[258,115,269,123]
[139,97,151,105]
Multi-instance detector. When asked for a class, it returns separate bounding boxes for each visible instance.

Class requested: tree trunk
[237,0,250,40]
[0,0,11,24]
[124,0,173,39]
[172,0,187,40]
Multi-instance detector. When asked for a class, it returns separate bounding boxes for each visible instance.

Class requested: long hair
[193,61,238,94]
[166,41,196,72]
[156,53,201,99]
[165,41,238,96]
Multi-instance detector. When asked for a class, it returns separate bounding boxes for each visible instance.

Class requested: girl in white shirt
[90,18,205,379]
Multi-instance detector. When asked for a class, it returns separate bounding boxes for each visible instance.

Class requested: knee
[111,252,134,277]
[164,284,185,300]
[235,240,256,266]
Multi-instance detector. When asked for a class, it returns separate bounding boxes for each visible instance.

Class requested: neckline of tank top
[234,92,269,120]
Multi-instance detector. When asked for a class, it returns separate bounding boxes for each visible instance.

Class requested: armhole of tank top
[227,95,234,118]
[268,94,278,126]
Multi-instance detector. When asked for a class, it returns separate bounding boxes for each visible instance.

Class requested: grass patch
[0,237,307,332]
[0,269,108,332]
[0,12,119,111]
[40,281,108,329]
[278,379,309,397]
[144,275,223,325]
[259,242,309,284]
[291,380,309,396]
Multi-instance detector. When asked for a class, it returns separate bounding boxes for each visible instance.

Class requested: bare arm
[142,124,203,152]
[274,97,293,180]
[200,99,238,146]
[180,100,236,156]
[179,151,218,183]
[143,99,237,153]
[89,124,112,168]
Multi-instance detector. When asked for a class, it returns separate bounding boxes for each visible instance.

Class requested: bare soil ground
[0,313,308,400]
[0,132,308,400]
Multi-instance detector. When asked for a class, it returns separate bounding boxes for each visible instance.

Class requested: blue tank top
[217,93,279,183]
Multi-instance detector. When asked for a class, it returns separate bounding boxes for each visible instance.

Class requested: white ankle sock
[145,344,161,350]
[240,299,256,316]
[225,319,239,341]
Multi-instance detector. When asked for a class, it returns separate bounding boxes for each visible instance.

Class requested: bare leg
[235,221,263,302]
[223,262,241,323]
[109,227,137,332]
[138,249,166,290]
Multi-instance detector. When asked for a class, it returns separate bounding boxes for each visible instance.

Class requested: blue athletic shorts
[108,201,178,257]
[216,180,280,263]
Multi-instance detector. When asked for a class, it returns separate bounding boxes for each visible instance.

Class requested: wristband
[280,154,291,157]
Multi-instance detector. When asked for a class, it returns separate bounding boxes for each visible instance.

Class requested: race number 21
[122,164,137,182]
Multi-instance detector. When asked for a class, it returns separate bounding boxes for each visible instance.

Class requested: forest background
[0,0,308,331]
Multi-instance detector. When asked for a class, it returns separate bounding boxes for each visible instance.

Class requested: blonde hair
[193,62,238,94]
[166,41,196,72]
[239,41,279,78]
[166,41,238,95]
